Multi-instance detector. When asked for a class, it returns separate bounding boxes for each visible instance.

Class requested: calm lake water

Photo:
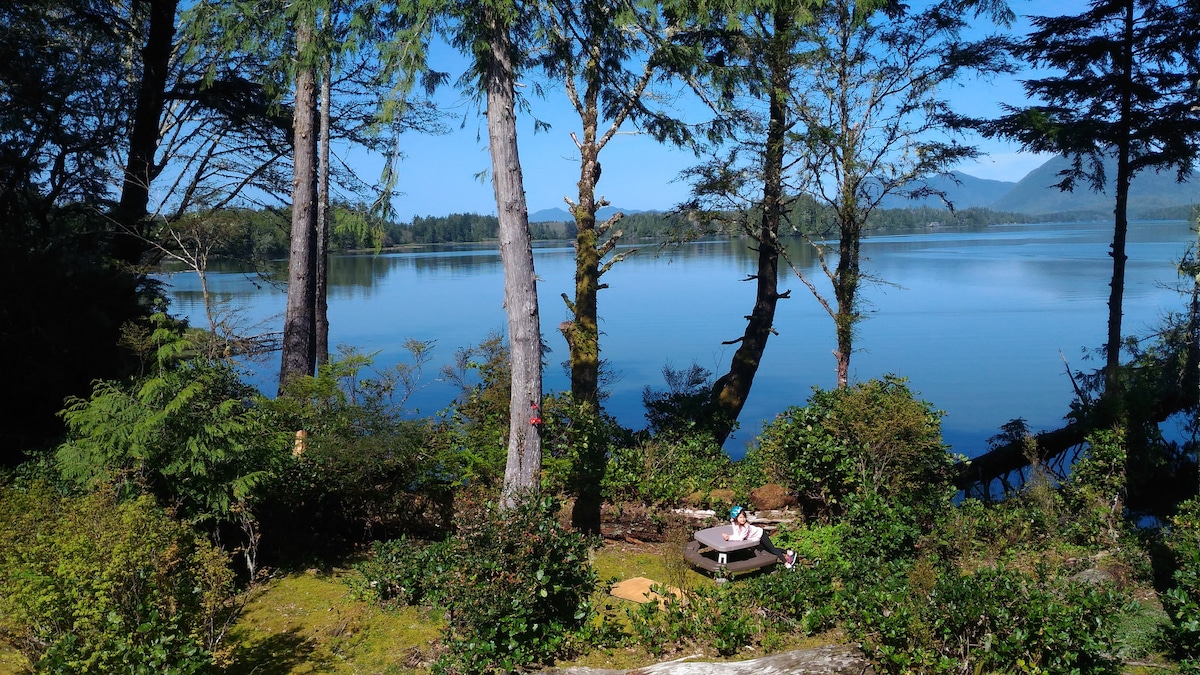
[157,220,1197,459]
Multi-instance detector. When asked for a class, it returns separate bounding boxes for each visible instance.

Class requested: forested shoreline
[190,200,1200,261]
[175,202,1087,259]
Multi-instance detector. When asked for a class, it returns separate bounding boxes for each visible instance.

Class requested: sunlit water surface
[157,220,1197,459]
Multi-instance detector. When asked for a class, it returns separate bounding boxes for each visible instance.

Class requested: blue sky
[368,3,1068,223]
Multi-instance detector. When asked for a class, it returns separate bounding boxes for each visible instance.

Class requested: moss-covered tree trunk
[832,207,861,389]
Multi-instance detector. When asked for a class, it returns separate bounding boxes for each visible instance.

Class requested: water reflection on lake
[156,220,1196,459]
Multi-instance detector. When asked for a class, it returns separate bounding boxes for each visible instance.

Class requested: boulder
[537,645,874,674]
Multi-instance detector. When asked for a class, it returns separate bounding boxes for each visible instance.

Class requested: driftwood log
[537,645,874,674]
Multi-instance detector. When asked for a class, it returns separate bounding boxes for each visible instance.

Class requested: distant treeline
[197,199,1197,261]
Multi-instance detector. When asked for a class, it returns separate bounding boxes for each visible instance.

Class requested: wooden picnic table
[683,524,779,580]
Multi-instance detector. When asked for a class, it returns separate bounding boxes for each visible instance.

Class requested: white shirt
[726,521,763,542]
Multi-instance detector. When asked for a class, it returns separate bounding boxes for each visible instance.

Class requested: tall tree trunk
[566,143,601,403]
[564,32,604,405]
[1106,0,1135,399]
[111,0,178,266]
[708,12,792,446]
[833,209,861,389]
[315,45,332,367]
[565,117,605,533]
[486,8,543,498]
[279,16,320,393]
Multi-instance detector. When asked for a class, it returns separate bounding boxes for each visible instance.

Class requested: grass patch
[0,648,31,675]
[214,538,723,673]
[221,568,443,674]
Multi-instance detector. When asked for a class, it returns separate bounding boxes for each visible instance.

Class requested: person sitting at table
[722,505,796,569]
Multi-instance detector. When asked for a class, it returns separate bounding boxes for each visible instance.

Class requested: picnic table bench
[683,525,779,580]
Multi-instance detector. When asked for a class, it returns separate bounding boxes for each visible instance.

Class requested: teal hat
[730,505,744,520]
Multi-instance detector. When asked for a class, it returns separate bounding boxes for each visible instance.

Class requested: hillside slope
[989,154,1198,216]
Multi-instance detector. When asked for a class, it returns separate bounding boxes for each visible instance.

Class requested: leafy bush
[754,376,952,523]
[351,535,455,608]
[778,523,850,574]
[539,393,636,530]
[428,333,513,488]
[1062,428,1128,547]
[0,483,237,673]
[624,583,762,657]
[842,561,1126,674]
[641,362,735,439]
[840,491,926,568]
[260,348,451,561]
[602,433,736,506]
[355,495,598,674]
[55,316,289,525]
[1164,498,1200,671]
[741,556,840,634]
[932,496,1066,566]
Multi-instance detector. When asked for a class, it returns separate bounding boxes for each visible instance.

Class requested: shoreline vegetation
[188,201,1200,264]
[3,334,1197,673]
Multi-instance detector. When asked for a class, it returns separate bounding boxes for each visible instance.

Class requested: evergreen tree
[971,0,1200,399]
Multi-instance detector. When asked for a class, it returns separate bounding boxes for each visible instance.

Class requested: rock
[537,645,874,674]
[1072,567,1117,585]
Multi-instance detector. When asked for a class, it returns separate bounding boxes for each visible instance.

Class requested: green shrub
[742,556,839,634]
[843,561,1126,674]
[602,433,736,506]
[624,583,762,657]
[539,393,636,530]
[1164,498,1200,671]
[933,497,1056,564]
[356,495,598,674]
[1062,428,1128,547]
[778,523,850,575]
[428,333,512,489]
[351,535,455,608]
[258,346,455,562]
[840,491,925,569]
[0,483,237,673]
[55,317,289,525]
[755,376,952,523]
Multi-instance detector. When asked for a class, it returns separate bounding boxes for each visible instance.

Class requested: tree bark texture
[566,144,606,533]
[112,0,178,266]
[279,17,320,393]
[563,56,605,533]
[486,9,543,497]
[567,139,602,404]
[315,47,332,367]
[709,12,792,446]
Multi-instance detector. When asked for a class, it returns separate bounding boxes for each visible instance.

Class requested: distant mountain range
[529,206,642,223]
[880,155,1199,216]
[529,156,1197,221]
